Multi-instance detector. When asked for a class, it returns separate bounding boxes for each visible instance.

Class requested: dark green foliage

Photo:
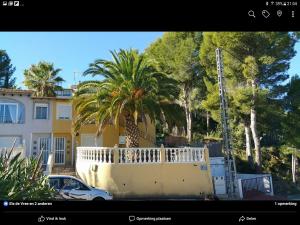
[0,149,55,200]
[145,32,206,142]
[0,50,16,88]
[235,155,257,174]
[262,146,300,195]
[200,34,298,148]
[283,75,300,148]
[24,61,65,97]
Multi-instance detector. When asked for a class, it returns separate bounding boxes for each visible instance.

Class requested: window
[56,104,72,120]
[0,103,18,123]
[62,178,89,191]
[34,103,48,119]
[0,136,22,148]
[80,134,103,147]
[55,89,72,97]
[49,178,61,190]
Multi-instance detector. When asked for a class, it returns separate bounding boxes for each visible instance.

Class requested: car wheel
[93,197,105,201]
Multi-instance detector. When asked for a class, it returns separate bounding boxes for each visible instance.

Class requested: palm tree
[73,49,184,147]
[24,62,65,97]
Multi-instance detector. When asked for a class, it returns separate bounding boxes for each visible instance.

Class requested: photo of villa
[0,32,299,201]
[0,87,213,198]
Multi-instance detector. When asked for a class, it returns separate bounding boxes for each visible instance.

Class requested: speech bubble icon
[129,216,135,222]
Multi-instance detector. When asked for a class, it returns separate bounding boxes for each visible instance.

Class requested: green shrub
[0,149,55,200]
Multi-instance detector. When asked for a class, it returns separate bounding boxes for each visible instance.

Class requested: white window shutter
[57,104,72,120]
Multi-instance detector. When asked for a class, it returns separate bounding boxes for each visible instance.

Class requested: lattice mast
[215,48,238,198]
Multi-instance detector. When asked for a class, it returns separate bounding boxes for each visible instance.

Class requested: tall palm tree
[73,49,184,147]
[24,62,65,97]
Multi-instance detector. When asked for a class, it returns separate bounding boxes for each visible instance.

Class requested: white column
[51,132,54,156]
[71,134,74,166]
[237,179,243,199]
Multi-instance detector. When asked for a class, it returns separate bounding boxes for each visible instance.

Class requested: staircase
[51,166,77,177]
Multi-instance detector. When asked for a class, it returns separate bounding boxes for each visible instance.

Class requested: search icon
[248,10,255,18]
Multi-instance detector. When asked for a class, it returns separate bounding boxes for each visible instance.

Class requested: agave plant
[0,145,55,200]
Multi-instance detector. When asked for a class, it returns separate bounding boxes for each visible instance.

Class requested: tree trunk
[125,115,139,147]
[250,79,261,171]
[292,153,297,183]
[183,87,192,144]
[187,109,192,144]
[244,123,254,168]
[296,155,298,183]
[206,111,210,136]
[183,100,192,144]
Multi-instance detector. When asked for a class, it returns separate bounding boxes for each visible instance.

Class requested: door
[54,137,65,164]
[39,137,50,165]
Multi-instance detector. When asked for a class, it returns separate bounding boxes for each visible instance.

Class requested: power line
[211,42,260,75]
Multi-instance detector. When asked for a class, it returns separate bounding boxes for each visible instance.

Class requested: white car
[48,175,113,201]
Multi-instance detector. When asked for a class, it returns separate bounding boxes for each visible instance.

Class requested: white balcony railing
[119,148,161,164]
[77,147,114,163]
[77,147,206,164]
[165,147,204,163]
[0,147,25,159]
[55,89,72,98]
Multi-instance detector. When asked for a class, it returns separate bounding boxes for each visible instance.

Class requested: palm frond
[74,49,182,145]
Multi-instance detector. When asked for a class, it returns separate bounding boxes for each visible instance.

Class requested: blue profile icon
[3,201,8,207]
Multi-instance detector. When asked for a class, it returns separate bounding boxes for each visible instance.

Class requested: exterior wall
[52,99,72,133]
[76,118,155,148]
[102,124,120,147]
[75,124,120,148]
[76,148,213,198]
[0,94,53,157]
[52,99,73,165]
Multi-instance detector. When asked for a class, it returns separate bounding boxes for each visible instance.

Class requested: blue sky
[0,32,299,88]
[0,32,163,88]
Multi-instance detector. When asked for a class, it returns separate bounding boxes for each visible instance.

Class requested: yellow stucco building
[51,89,156,167]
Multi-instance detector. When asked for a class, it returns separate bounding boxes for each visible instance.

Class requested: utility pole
[215,48,238,199]
[73,71,81,84]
